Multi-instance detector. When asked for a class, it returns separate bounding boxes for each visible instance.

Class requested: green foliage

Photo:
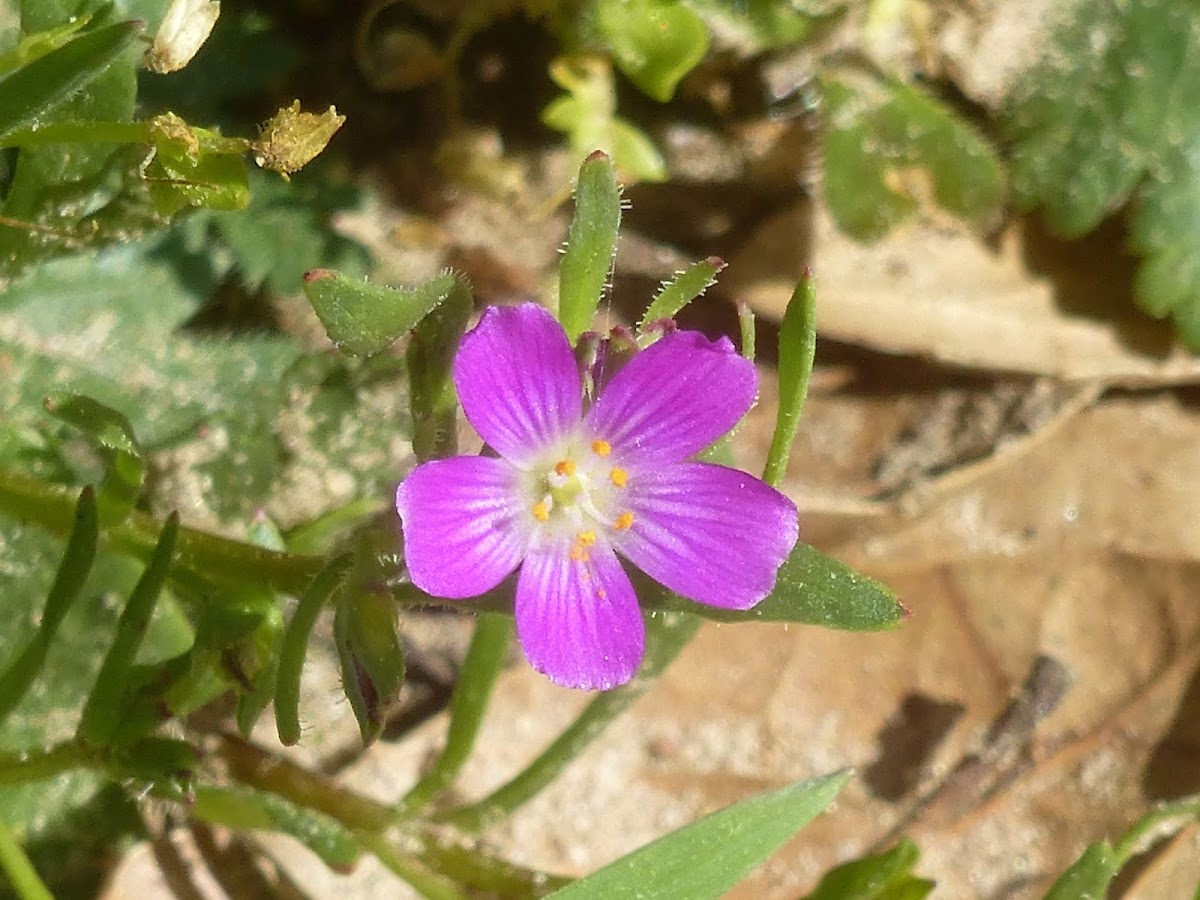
[1004,0,1200,348]
[638,256,725,332]
[542,55,667,182]
[558,150,621,343]
[824,73,1004,240]
[764,269,817,486]
[589,0,708,102]
[685,0,823,50]
[549,771,850,899]
[803,839,933,899]
[651,541,906,629]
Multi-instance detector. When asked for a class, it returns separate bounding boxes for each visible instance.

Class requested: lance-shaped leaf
[0,487,97,726]
[43,393,143,520]
[77,514,179,747]
[648,542,905,631]
[638,256,725,334]
[303,269,463,357]
[549,771,850,899]
[558,150,621,344]
[275,553,353,746]
[0,15,89,79]
[0,19,142,143]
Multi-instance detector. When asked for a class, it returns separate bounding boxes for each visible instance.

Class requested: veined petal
[585,330,756,464]
[396,456,528,598]
[454,304,583,465]
[515,538,644,690]
[614,462,798,609]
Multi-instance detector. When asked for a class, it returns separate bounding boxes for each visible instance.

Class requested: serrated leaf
[823,74,1003,240]
[591,0,708,102]
[653,542,905,630]
[803,839,933,900]
[1004,0,1197,237]
[549,771,850,899]
[559,150,621,344]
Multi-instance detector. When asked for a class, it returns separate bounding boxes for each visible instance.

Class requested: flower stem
[414,830,570,897]
[1112,793,1200,865]
[400,613,513,813]
[437,610,700,832]
[358,832,470,900]
[0,465,325,593]
[0,820,52,900]
[212,733,395,833]
[0,740,97,785]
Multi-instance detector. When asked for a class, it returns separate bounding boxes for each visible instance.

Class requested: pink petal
[585,330,756,464]
[395,456,528,598]
[515,538,644,690]
[454,304,583,465]
[614,462,798,609]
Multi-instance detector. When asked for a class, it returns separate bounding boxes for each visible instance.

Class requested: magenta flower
[395,303,798,690]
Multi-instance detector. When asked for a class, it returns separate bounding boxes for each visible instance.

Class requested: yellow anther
[610,467,628,488]
[554,459,576,477]
[614,511,634,531]
[532,500,550,522]
[591,439,612,457]
[577,530,596,546]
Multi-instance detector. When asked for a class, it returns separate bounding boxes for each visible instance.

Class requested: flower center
[527,436,635,558]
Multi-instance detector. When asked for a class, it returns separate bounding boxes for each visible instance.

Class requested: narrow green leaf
[558,150,621,345]
[639,256,725,333]
[591,0,709,102]
[77,513,179,747]
[1042,843,1118,900]
[43,392,143,518]
[652,543,905,630]
[0,20,142,143]
[191,784,361,872]
[549,771,850,900]
[0,487,97,725]
[0,818,53,900]
[0,16,89,79]
[275,553,353,746]
[764,270,817,487]
[804,839,933,900]
[303,269,462,356]
[333,588,405,747]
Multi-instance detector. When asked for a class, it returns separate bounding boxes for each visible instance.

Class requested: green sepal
[333,588,405,748]
[42,392,143,521]
[803,839,934,900]
[0,19,142,144]
[405,272,473,460]
[558,150,621,345]
[303,268,466,357]
[638,256,725,334]
[0,487,97,726]
[110,737,200,804]
[77,513,179,747]
[763,270,817,486]
[648,542,905,631]
[548,771,850,899]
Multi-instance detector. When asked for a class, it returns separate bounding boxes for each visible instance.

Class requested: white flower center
[525,436,634,560]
